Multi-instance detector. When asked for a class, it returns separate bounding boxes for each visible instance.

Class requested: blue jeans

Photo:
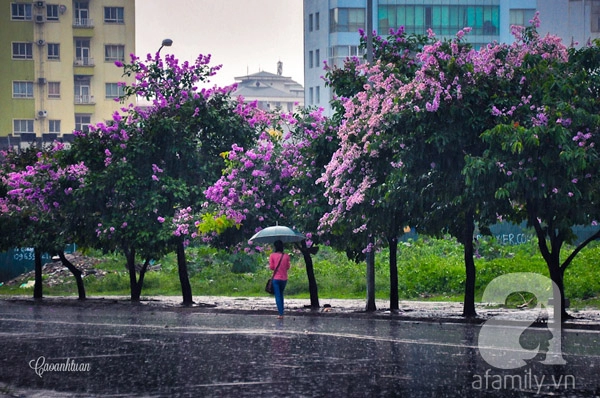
[272,279,287,315]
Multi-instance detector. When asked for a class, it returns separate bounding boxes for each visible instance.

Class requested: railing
[73,18,94,28]
[74,95,95,104]
[74,57,94,66]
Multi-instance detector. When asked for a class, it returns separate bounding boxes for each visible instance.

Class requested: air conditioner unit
[37,39,46,46]
[35,1,45,8]
[74,59,83,66]
[35,15,45,23]
[38,77,47,84]
[38,110,47,118]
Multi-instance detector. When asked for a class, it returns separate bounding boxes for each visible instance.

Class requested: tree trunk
[137,259,150,297]
[33,248,43,299]
[388,236,399,311]
[462,211,477,318]
[177,241,193,306]
[547,260,569,320]
[365,235,377,312]
[528,212,571,321]
[299,241,319,309]
[125,247,141,302]
[57,251,86,300]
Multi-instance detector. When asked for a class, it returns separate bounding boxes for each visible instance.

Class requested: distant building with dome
[232,61,304,113]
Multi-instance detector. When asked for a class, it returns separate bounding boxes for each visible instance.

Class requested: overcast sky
[135,0,304,88]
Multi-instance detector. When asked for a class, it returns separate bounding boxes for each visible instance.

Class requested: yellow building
[0,0,135,149]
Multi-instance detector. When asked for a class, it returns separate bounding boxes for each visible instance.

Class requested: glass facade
[378,4,499,36]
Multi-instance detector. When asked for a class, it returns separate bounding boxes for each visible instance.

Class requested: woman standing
[269,240,291,319]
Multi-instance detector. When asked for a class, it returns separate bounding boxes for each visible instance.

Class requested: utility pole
[366,0,373,63]
[365,0,376,312]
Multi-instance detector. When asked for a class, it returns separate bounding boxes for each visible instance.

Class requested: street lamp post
[157,38,173,54]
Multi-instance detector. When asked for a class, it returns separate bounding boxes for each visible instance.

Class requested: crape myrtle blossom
[1,146,88,220]
[203,108,327,251]
[481,30,597,204]
[172,206,199,247]
[81,51,265,245]
[317,13,573,236]
[116,53,221,109]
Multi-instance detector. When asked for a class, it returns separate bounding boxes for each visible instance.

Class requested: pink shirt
[269,252,291,280]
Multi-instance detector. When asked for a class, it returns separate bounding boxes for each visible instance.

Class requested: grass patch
[1,236,598,309]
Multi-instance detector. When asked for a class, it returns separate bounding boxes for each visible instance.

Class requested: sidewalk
[6,294,598,330]
[191,295,600,328]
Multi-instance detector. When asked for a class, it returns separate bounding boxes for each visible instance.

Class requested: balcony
[74,57,94,67]
[74,95,95,105]
[73,18,94,28]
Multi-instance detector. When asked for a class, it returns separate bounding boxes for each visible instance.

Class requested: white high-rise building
[304,0,600,115]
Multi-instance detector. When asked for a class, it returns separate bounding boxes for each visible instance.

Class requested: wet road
[0,300,599,397]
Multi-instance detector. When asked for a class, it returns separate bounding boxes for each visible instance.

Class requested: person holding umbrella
[270,240,291,319]
[250,226,304,318]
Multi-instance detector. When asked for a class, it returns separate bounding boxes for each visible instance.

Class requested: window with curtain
[13,82,34,98]
[330,8,365,33]
[14,120,34,134]
[104,7,124,23]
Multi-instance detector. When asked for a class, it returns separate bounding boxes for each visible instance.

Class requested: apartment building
[305,0,600,115]
[0,0,135,149]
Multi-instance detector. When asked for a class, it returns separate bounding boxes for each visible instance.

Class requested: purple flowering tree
[0,145,88,299]
[465,23,600,319]
[320,14,600,318]
[204,108,329,308]
[65,51,257,303]
[319,17,580,317]
[321,28,430,312]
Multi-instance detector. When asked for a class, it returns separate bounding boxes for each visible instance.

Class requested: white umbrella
[249,226,306,244]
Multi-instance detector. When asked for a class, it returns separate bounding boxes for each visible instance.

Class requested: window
[74,1,91,27]
[47,4,59,21]
[315,49,320,68]
[330,8,365,33]
[315,12,320,30]
[316,86,320,104]
[11,3,32,20]
[104,7,124,23]
[309,13,313,31]
[105,83,123,99]
[509,9,536,27]
[14,120,34,134]
[105,45,125,62]
[74,78,92,103]
[13,81,34,98]
[75,39,92,65]
[309,51,313,68]
[75,115,91,133]
[49,120,61,133]
[593,4,600,32]
[48,82,60,98]
[12,42,33,59]
[309,87,314,105]
[329,45,365,68]
[48,43,60,60]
